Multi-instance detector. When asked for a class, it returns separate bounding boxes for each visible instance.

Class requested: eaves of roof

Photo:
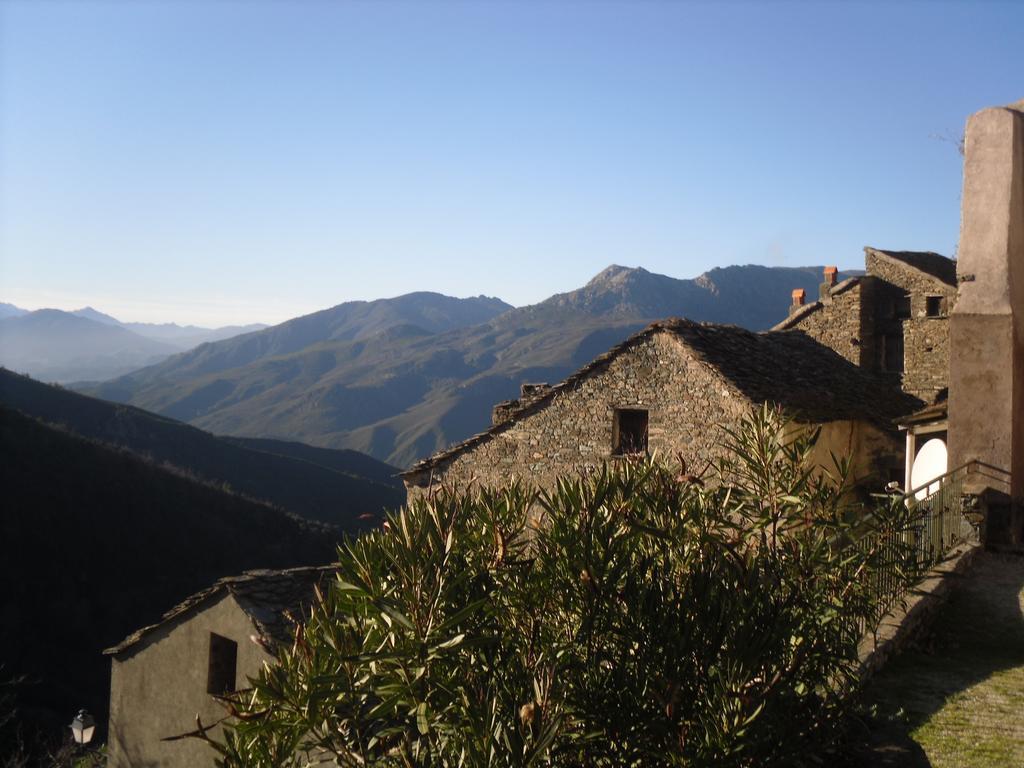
[104,565,335,659]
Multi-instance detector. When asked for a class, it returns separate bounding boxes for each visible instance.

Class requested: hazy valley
[0,306,266,383]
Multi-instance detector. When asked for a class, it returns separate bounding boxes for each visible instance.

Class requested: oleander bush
[207,407,923,767]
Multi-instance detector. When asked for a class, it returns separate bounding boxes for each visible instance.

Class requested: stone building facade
[403,320,917,499]
[105,566,332,768]
[773,248,957,403]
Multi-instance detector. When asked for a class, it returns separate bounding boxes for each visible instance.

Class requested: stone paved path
[845,552,1024,767]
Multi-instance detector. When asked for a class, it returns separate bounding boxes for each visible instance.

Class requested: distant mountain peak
[586,264,647,287]
[0,302,29,320]
[73,306,122,326]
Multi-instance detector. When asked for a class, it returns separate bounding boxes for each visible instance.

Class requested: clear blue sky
[1,1,1021,326]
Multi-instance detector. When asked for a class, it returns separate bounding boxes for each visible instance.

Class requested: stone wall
[405,331,903,500]
[782,255,954,403]
[408,333,754,499]
[865,251,956,402]
[781,281,866,366]
[902,318,951,402]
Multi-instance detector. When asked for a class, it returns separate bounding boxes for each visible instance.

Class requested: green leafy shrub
[206,407,922,767]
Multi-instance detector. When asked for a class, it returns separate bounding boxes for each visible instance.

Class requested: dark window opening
[926,295,944,317]
[882,331,904,373]
[207,633,237,695]
[893,296,911,319]
[613,409,648,456]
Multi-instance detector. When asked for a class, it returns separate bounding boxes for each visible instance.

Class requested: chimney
[520,383,549,399]
[789,288,806,315]
[492,383,552,426]
[820,265,839,302]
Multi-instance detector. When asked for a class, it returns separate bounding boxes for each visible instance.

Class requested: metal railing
[853,461,982,635]
[901,461,979,564]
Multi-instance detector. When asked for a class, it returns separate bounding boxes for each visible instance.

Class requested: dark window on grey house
[613,409,648,455]
[207,633,237,695]
[926,295,944,317]
[882,331,904,373]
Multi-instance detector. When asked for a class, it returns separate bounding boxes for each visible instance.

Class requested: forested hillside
[0,368,403,528]
[0,407,340,753]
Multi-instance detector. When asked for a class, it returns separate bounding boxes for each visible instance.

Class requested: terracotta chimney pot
[791,288,806,306]
[824,266,838,286]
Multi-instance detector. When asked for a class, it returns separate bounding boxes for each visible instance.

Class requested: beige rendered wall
[948,102,1024,549]
[108,594,275,768]
[809,420,902,491]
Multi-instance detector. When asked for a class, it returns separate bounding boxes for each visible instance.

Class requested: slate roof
[896,401,948,428]
[404,318,921,477]
[866,247,958,287]
[105,565,335,658]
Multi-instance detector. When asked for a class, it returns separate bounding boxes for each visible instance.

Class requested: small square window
[207,633,237,695]
[613,408,648,456]
[926,295,944,317]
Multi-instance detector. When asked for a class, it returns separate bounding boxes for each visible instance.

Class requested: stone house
[402,319,919,499]
[773,247,958,404]
[105,566,332,768]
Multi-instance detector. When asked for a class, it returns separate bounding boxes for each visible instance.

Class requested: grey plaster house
[105,566,333,768]
[402,319,919,499]
[774,247,958,404]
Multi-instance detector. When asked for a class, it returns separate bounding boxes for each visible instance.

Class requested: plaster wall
[949,103,1024,549]
[811,419,903,489]
[107,594,274,768]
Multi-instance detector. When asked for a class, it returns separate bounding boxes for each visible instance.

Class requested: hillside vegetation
[85,265,857,467]
[0,407,340,752]
[0,368,403,529]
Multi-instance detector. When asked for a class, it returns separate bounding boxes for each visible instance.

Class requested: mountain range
[0,305,266,383]
[84,264,858,468]
[71,305,267,350]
